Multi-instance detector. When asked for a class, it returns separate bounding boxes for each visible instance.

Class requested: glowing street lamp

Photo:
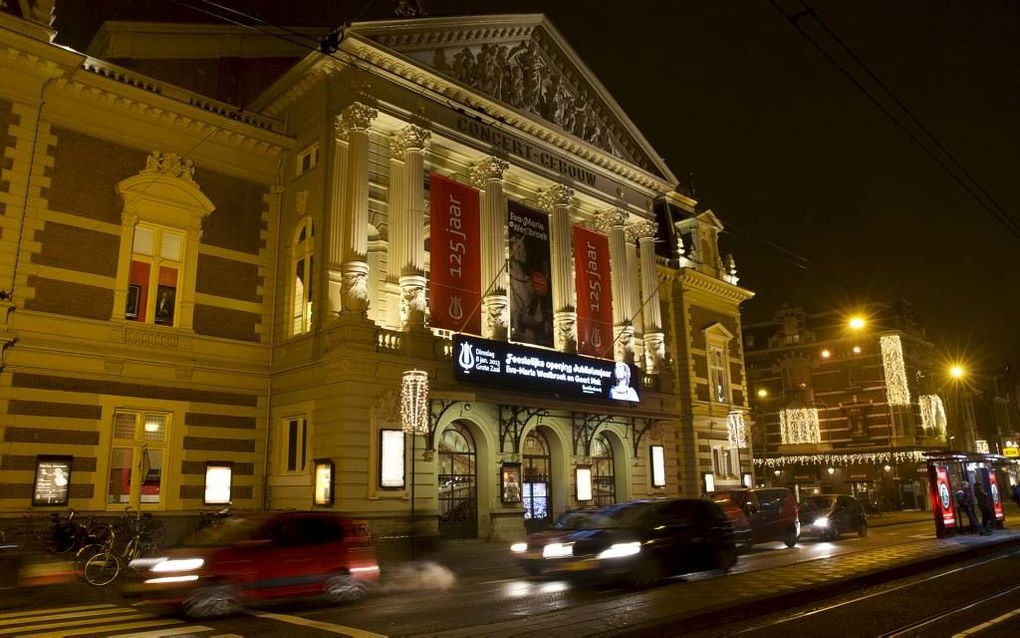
[757,388,768,398]
[949,365,965,379]
[848,316,866,331]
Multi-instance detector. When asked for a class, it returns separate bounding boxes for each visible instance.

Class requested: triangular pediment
[350,14,675,183]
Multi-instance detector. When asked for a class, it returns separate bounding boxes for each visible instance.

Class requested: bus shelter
[925,452,1011,538]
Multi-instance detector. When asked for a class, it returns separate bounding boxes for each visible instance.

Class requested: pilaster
[539,183,576,352]
[595,207,633,362]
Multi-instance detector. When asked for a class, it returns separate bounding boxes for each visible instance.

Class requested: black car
[798,494,869,540]
[510,498,737,586]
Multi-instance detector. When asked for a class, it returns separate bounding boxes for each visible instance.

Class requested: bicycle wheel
[84,551,121,586]
[49,522,78,553]
[75,543,103,577]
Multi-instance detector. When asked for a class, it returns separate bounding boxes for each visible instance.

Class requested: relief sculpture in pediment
[433,41,624,161]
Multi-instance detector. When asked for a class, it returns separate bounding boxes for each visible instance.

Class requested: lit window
[709,347,729,403]
[108,410,170,509]
[126,224,184,327]
[291,219,315,336]
[297,142,320,175]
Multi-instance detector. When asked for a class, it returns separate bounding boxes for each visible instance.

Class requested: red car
[124,512,379,618]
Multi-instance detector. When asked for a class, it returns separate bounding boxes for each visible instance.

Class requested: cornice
[343,35,673,195]
[677,268,755,304]
[55,67,291,157]
[258,57,340,118]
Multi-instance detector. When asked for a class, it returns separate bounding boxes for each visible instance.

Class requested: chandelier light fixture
[779,408,820,445]
[401,369,430,435]
[918,394,947,436]
[727,411,747,449]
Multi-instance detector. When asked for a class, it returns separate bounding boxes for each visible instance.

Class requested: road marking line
[952,606,1020,636]
[25,618,185,637]
[0,605,115,621]
[111,626,215,637]
[246,610,387,637]
[0,611,145,635]
[0,608,141,627]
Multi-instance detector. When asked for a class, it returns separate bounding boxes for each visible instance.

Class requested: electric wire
[767,0,1020,241]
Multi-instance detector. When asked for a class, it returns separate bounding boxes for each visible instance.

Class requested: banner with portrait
[429,174,482,335]
[573,225,613,359]
[508,201,553,347]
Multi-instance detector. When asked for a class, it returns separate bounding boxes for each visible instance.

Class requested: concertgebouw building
[0,3,755,545]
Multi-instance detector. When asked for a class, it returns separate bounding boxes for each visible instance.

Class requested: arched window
[522,429,552,532]
[591,433,616,506]
[291,219,315,336]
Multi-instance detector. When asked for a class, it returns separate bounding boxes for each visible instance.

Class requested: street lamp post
[401,369,429,560]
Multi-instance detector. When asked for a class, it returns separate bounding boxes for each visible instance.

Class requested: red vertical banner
[429,174,481,335]
[988,473,1004,521]
[573,225,613,359]
[934,466,956,528]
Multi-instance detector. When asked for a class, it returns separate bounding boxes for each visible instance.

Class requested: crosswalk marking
[111,626,216,638]
[0,608,139,627]
[0,605,115,621]
[24,618,186,637]
[0,610,145,635]
[246,610,387,638]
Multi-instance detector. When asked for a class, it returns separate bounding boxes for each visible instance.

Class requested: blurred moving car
[798,494,868,540]
[123,512,379,618]
[0,539,74,608]
[510,498,737,586]
[704,487,800,549]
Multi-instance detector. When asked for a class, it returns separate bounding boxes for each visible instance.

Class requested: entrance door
[523,430,552,533]
[438,423,477,539]
[591,434,616,506]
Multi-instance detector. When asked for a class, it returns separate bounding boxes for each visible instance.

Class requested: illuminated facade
[0,9,752,542]
[744,302,950,510]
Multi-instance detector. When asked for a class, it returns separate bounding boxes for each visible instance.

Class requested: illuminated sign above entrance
[452,334,640,404]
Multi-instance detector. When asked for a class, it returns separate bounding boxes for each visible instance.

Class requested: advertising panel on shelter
[453,334,639,404]
[508,201,553,348]
[573,224,613,359]
[429,173,481,335]
[988,472,1004,521]
[934,465,955,528]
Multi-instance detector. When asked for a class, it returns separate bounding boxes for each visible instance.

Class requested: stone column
[327,119,350,317]
[335,102,378,315]
[470,156,510,340]
[539,184,576,352]
[391,124,431,329]
[625,225,644,366]
[635,220,665,373]
[595,208,633,362]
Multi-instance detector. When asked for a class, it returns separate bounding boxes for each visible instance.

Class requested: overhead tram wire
[766,0,1020,241]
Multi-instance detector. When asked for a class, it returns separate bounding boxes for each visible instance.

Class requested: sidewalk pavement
[410,510,1020,637]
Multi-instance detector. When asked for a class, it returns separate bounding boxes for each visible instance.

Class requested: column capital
[335,101,378,138]
[538,184,574,211]
[594,208,629,233]
[470,156,509,186]
[628,220,658,242]
[391,124,431,155]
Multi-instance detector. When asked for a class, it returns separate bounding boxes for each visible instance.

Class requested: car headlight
[597,542,642,560]
[151,558,205,573]
[542,543,574,559]
[813,517,829,528]
[510,542,528,553]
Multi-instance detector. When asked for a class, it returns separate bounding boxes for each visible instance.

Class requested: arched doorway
[438,422,478,539]
[523,429,552,533]
[592,433,616,506]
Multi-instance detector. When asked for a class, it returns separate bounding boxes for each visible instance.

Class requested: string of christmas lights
[753,450,928,468]
[779,407,821,444]
[727,411,747,449]
[880,335,911,406]
[918,394,947,436]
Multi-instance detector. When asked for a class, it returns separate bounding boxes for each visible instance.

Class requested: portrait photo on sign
[154,285,176,325]
[501,463,523,505]
[608,361,640,402]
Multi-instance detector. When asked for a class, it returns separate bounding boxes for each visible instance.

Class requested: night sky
[54,1,1020,371]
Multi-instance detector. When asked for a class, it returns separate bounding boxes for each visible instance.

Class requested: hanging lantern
[401,370,430,435]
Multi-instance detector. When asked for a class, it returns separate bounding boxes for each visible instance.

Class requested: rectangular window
[709,347,729,403]
[127,224,184,327]
[281,417,308,474]
[108,410,170,508]
[297,142,320,175]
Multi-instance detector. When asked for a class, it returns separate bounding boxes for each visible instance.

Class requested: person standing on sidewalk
[955,481,983,534]
[974,481,994,535]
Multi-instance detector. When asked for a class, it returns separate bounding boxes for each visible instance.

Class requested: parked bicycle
[197,506,232,531]
[79,523,119,585]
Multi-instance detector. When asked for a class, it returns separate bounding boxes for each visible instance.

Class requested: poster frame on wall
[32,455,72,507]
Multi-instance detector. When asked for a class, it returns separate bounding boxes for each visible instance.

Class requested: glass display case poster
[501,463,522,505]
[33,456,72,506]
[315,459,335,506]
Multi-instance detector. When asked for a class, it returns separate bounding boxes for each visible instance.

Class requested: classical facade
[0,8,753,544]
[744,302,953,510]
